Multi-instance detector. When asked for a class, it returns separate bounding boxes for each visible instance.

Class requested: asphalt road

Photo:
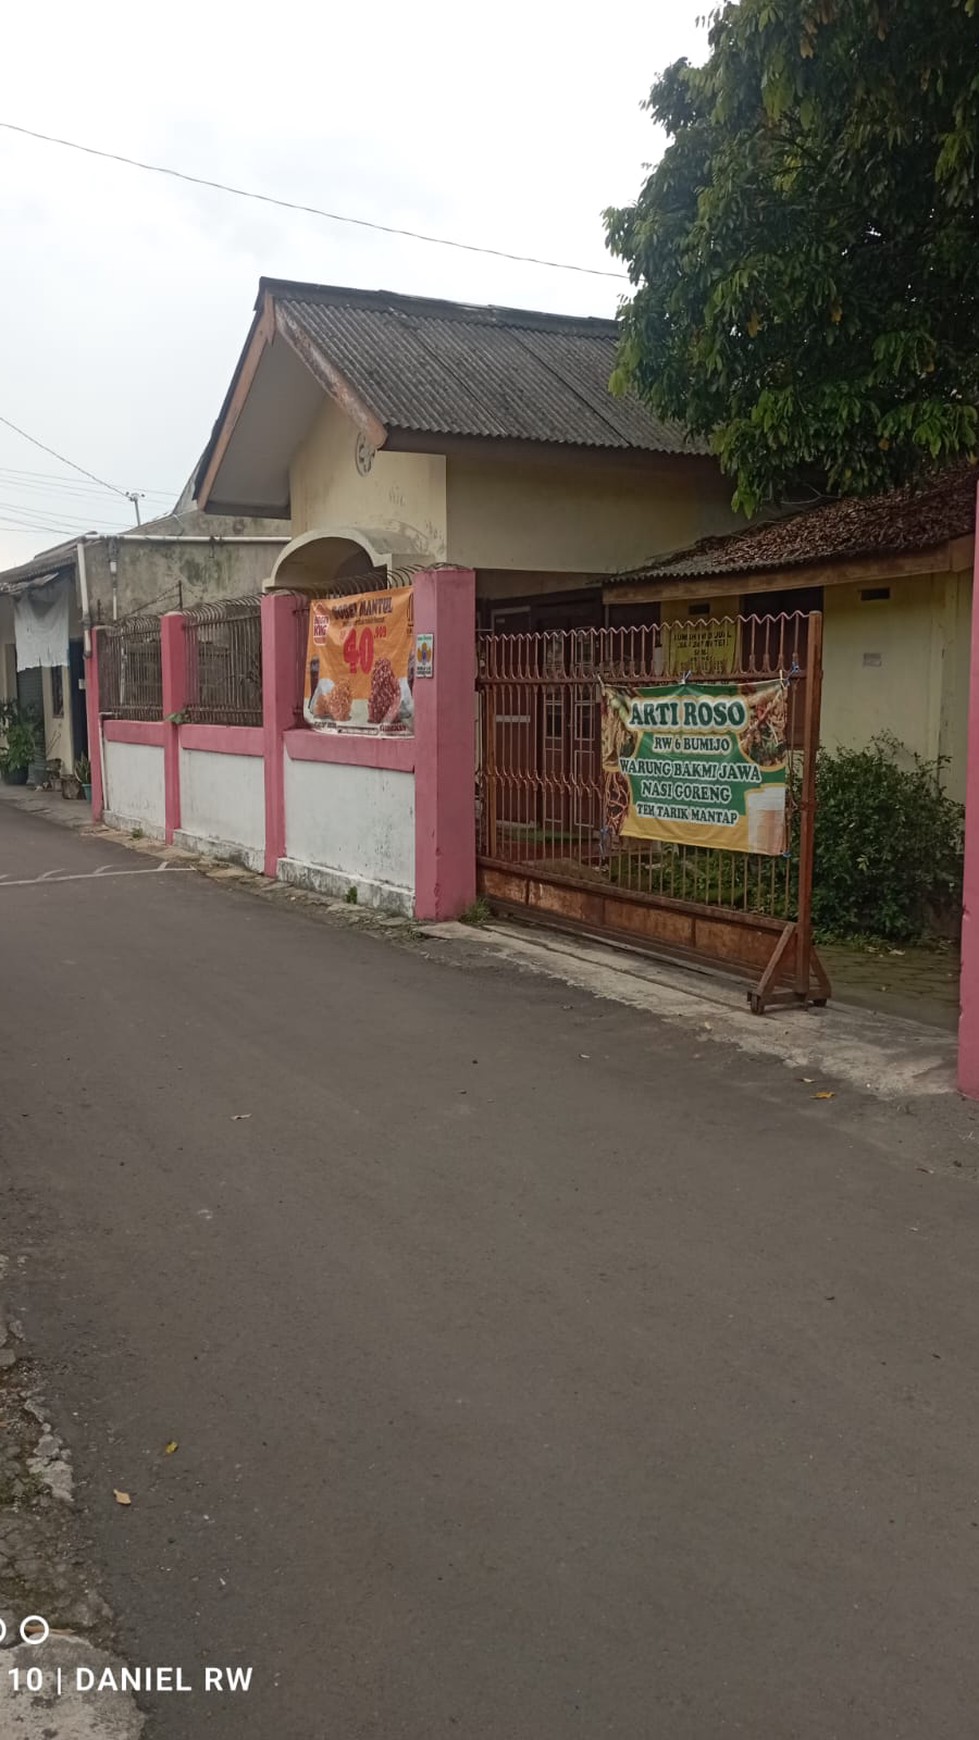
[2,805,979,1738]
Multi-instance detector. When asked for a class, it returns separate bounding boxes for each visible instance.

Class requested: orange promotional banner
[304,586,415,731]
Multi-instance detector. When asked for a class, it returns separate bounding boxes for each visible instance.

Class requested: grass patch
[459,896,493,926]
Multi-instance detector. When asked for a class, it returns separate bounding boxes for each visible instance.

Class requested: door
[741,587,823,748]
[487,606,537,839]
[69,639,87,761]
[16,664,43,720]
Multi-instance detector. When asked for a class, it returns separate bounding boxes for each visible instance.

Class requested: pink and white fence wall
[87,568,476,923]
[958,493,979,1097]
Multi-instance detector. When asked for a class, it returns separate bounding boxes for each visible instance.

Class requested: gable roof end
[194,280,704,512]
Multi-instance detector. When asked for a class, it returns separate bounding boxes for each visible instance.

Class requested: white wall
[282,756,414,913]
[176,748,265,870]
[102,739,165,835]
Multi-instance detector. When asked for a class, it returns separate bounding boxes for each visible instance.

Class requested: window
[606,601,661,630]
[860,587,891,602]
[51,666,64,717]
[544,695,564,742]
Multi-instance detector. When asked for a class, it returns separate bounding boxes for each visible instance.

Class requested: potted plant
[75,755,92,801]
[0,717,37,786]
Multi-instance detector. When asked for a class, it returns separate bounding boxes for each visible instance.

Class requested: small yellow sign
[663,619,738,679]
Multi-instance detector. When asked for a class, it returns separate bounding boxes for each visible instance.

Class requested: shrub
[811,736,963,943]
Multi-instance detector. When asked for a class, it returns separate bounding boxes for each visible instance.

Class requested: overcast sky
[0,0,708,568]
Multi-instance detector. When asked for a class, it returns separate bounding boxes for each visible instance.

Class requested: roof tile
[612,465,978,584]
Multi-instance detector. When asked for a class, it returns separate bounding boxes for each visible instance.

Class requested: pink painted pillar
[85,629,104,821]
[958,489,979,1095]
[413,567,476,921]
[262,591,300,877]
[160,612,188,845]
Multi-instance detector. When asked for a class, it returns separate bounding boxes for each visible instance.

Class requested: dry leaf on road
[812,1091,835,1100]
[113,1489,132,1505]
[164,1441,178,1455]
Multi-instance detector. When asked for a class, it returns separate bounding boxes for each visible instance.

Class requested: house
[605,465,976,801]
[0,500,288,775]
[193,278,743,628]
[191,281,977,783]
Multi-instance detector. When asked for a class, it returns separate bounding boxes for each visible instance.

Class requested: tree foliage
[605,0,979,515]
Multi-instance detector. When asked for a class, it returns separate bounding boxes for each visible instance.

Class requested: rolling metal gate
[476,612,830,1012]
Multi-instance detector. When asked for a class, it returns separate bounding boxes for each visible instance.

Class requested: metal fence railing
[97,617,163,720]
[183,598,263,727]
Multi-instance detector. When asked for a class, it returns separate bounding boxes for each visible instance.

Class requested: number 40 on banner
[342,625,383,675]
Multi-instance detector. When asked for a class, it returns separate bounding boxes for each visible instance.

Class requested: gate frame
[476,611,831,1015]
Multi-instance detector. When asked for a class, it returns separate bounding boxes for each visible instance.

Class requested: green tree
[605,0,979,515]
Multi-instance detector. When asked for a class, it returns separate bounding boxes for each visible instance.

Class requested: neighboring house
[193,278,743,628]
[605,465,977,801]
[0,501,288,774]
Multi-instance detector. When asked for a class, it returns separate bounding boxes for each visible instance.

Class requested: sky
[0,0,709,568]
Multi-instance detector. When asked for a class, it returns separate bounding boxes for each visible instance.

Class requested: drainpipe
[77,540,92,655]
[116,535,286,544]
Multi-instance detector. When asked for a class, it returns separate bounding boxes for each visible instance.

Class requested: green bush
[0,700,41,776]
[812,736,963,943]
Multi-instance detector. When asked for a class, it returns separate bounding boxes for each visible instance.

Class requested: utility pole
[126,490,143,526]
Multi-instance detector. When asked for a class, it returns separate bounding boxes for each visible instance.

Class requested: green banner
[601,680,789,854]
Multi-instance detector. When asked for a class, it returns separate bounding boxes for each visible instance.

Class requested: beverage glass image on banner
[747,783,787,855]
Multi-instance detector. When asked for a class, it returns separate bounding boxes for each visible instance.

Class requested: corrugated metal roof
[1,569,63,598]
[270,282,702,455]
[611,465,979,585]
[0,540,78,594]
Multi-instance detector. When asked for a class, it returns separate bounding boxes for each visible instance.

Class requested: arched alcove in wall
[268,528,401,594]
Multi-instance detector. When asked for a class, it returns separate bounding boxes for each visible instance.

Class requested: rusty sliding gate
[476,613,830,1012]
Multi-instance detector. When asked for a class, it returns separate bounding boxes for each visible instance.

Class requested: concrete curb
[420,919,958,1101]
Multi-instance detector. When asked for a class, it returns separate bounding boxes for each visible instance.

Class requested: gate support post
[958,487,979,1095]
[793,609,823,1000]
[261,591,299,879]
[85,627,104,823]
[413,567,476,921]
[160,611,188,845]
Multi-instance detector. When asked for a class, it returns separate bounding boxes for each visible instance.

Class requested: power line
[0,504,113,528]
[0,466,177,500]
[0,411,129,497]
[0,480,164,515]
[0,517,89,537]
[0,118,628,282]
[0,492,130,523]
